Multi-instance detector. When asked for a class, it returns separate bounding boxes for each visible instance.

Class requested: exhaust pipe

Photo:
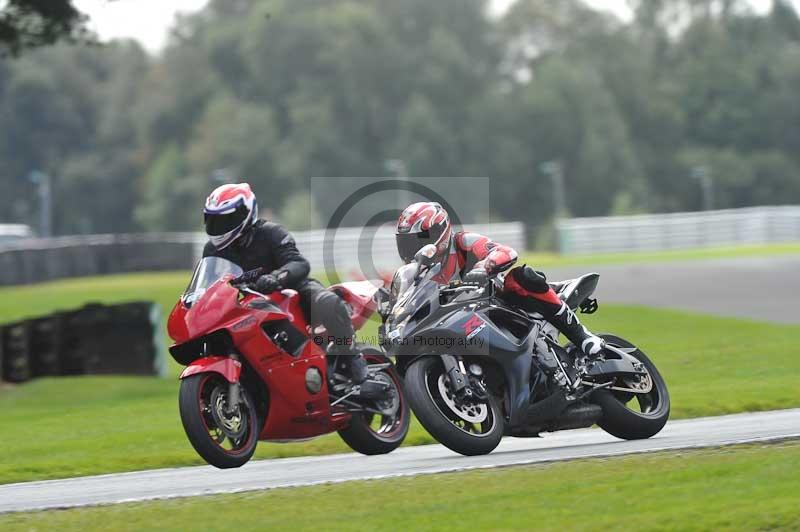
[551,403,603,431]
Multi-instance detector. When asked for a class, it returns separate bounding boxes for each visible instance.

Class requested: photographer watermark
[308,176,490,284]
[311,334,486,351]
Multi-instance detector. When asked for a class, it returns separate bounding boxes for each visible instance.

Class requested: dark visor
[396,230,435,263]
[204,204,249,236]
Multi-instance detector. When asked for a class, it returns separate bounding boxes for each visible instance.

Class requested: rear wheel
[179,373,259,468]
[405,356,503,456]
[338,349,410,455]
[592,334,670,440]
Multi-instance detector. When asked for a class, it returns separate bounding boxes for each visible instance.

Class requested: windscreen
[183,257,243,305]
[388,262,440,326]
[390,263,419,303]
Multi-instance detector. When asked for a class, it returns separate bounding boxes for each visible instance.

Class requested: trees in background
[0,0,89,56]
[1,0,800,240]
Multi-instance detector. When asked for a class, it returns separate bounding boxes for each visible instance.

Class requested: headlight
[387,326,403,340]
[387,315,411,339]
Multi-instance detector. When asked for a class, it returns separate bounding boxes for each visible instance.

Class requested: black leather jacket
[202,219,311,288]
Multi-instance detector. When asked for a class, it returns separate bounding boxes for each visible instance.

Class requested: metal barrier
[0,302,166,383]
[556,206,800,254]
[0,224,33,245]
[0,223,526,286]
[0,233,197,286]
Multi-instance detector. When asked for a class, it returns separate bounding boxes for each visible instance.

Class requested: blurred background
[2,0,800,240]
[0,0,799,509]
[1,0,799,282]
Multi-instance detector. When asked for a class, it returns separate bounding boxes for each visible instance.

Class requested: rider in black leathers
[201,183,378,395]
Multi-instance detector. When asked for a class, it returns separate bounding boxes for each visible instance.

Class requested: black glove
[463,268,489,286]
[232,268,263,286]
[255,274,281,294]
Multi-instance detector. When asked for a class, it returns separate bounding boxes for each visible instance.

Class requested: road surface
[2,408,798,514]
[548,256,800,324]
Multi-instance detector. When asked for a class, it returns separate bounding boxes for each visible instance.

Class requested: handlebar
[230,267,264,287]
[440,281,496,299]
[440,284,482,294]
[239,286,266,298]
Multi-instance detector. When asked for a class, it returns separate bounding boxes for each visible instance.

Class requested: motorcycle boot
[550,301,605,359]
[330,342,388,400]
[351,356,391,400]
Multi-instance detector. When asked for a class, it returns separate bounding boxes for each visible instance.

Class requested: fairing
[167,259,369,442]
[180,355,242,383]
[385,263,556,427]
[330,280,381,331]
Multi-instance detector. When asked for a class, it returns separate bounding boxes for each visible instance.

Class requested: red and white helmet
[395,201,452,264]
[204,183,258,249]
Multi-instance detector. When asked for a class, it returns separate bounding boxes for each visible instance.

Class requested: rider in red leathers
[395,202,605,358]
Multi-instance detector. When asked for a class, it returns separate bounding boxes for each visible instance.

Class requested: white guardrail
[0,224,33,245]
[556,206,800,255]
[193,222,527,272]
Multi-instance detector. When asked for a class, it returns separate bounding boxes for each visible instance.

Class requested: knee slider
[512,265,548,293]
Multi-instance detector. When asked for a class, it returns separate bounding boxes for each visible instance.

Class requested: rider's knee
[509,265,548,293]
[312,289,351,327]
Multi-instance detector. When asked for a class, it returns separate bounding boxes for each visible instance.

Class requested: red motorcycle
[167,257,409,468]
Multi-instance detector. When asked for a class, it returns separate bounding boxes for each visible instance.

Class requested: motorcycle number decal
[232,316,257,331]
[463,315,487,340]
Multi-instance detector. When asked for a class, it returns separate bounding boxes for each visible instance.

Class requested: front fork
[442,355,487,402]
[227,354,241,413]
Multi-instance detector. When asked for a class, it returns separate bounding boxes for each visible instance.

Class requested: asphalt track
[547,255,800,324]
[2,409,799,514]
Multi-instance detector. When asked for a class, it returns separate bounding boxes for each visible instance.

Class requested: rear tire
[338,349,410,455]
[593,334,670,440]
[179,373,259,469]
[405,357,503,456]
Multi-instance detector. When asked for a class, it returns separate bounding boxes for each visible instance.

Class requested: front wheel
[592,334,670,440]
[179,373,259,468]
[337,348,410,455]
[405,356,503,456]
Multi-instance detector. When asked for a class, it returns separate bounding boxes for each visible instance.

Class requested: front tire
[179,373,259,468]
[405,356,503,456]
[338,349,410,455]
[593,334,670,440]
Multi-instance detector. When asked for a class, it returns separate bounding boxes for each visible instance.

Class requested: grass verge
[2,442,799,531]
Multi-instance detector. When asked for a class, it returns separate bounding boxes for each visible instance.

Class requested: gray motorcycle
[380,244,670,456]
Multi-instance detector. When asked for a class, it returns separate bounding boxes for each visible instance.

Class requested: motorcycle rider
[395,201,605,359]
[202,183,382,397]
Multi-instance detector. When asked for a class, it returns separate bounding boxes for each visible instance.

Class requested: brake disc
[437,374,487,423]
[210,387,246,440]
[373,372,400,416]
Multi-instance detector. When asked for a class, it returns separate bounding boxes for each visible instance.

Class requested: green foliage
[134,145,194,232]
[278,190,321,230]
[0,0,89,56]
[3,0,800,234]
